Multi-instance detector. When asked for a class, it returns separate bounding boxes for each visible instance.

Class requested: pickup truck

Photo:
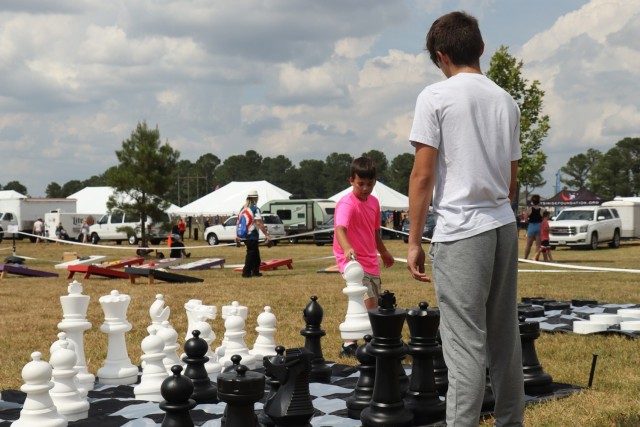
[549,206,622,250]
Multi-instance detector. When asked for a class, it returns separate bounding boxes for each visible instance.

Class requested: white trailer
[44,211,95,241]
[602,197,640,239]
[0,198,77,242]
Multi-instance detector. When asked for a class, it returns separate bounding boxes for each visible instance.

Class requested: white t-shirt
[409,73,521,242]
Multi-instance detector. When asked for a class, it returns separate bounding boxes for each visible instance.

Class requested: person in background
[524,194,545,259]
[177,217,186,240]
[236,190,271,278]
[534,210,554,262]
[169,234,191,258]
[32,218,45,245]
[81,219,90,243]
[406,11,524,426]
[333,157,394,357]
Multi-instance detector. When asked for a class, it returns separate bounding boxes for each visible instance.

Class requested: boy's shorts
[527,222,541,238]
[362,272,382,300]
[540,240,550,250]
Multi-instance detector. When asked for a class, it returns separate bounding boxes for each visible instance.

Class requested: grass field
[1,233,639,426]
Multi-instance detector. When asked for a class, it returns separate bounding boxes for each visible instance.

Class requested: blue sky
[1,0,637,199]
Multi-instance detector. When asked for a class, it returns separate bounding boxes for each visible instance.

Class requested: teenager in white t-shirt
[407,11,524,427]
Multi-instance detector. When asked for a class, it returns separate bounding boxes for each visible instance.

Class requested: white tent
[0,190,26,199]
[67,186,180,215]
[176,181,292,216]
[329,181,409,210]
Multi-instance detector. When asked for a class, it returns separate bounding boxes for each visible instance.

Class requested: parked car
[89,212,171,245]
[204,213,286,246]
[313,218,334,246]
[402,213,436,243]
[549,206,622,250]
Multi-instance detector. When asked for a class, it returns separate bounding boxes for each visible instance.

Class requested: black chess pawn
[222,354,243,373]
[217,364,265,427]
[300,295,331,383]
[258,346,286,427]
[519,316,553,394]
[159,365,197,427]
[346,335,375,419]
[263,347,315,427]
[182,330,218,403]
[404,301,445,425]
[360,290,413,427]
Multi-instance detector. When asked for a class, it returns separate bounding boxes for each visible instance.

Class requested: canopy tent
[176,180,292,216]
[541,189,607,207]
[329,181,409,210]
[0,190,26,199]
[67,186,180,215]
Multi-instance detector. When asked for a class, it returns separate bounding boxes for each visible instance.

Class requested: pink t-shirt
[333,191,381,275]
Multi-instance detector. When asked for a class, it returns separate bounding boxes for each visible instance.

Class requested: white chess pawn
[134,330,169,402]
[193,318,222,380]
[220,301,248,348]
[339,260,373,340]
[50,341,90,421]
[50,332,87,398]
[58,280,94,394]
[217,308,257,369]
[96,290,139,385]
[250,306,278,357]
[155,321,183,374]
[11,351,67,427]
[148,294,171,333]
[184,299,217,343]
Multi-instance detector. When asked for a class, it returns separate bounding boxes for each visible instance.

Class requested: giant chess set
[0,261,582,427]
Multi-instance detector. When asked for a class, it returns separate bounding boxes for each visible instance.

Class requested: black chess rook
[217,364,265,427]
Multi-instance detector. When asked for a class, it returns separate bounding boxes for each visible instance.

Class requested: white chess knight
[184,299,217,343]
[49,340,90,421]
[339,260,373,340]
[148,294,171,333]
[11,351,68,427]
[134,329,169,402]
[58,280,94,394]
[250,306,278,357]
[216,307,257,369]
[96,290,139,385]
[155,321,183,373]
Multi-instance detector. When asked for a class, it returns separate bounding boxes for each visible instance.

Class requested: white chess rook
[135,330,169,402]
[339,260,373,340]
[250,306,278,357]
[97,290,139,385]
[58,280,95,394]
[11,352,68,427]
[50,340,90,421]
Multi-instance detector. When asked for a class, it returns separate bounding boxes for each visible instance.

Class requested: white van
[89,211,170,245]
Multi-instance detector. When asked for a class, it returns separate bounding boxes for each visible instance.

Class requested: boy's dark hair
[351,157,376,180]
[425,11,484,68]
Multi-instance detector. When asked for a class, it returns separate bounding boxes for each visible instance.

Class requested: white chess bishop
[11,351,67,427]
[148,294,171,333]
[250,306,278,357]
[339,260,373,340]
[96,290,139,385]
[134,329,169,402]
[49,340,90,421]
[58,280,94,394]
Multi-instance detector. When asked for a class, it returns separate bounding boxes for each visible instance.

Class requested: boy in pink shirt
[333,157,395,356]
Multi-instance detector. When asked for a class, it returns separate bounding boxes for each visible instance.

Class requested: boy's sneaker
[339,342,358,358]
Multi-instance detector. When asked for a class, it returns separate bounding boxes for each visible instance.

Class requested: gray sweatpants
[429,223,525,427]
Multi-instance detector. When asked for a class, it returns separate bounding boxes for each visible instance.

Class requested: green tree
[323,152,353,196]
[560,149,602,190]
[194,153,221,194]
[361,150,389,183]
[487,46,550,203]
[588,137,640,198]
[295,160,326,198]
[260,155,296,192]
[45,182,64,198]
[106,121,180,245]
[386,153,414,195]
[214,150,263,185]
[61,180,84,198]
[3,181,28,196]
